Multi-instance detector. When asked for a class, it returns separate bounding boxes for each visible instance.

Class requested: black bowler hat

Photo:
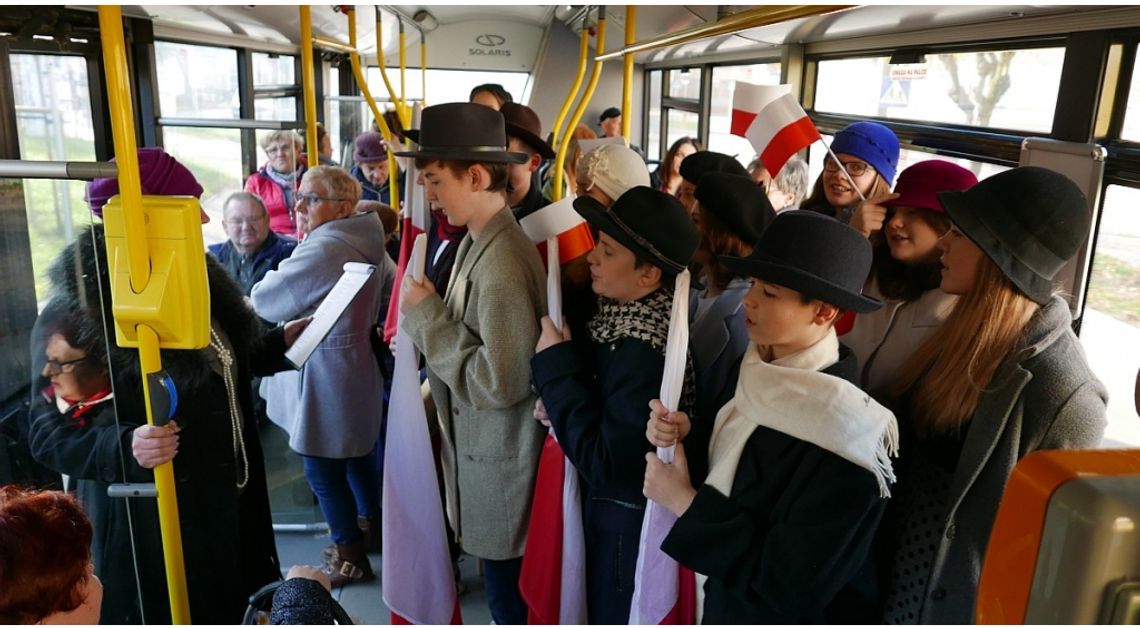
[501,102,555,159]
[937,166,1091,305]
[694,172,776,245]
[396,103,529,164]
[679,151,748,184]
[598,107,621,125]
[573,186,698,274]
[720,211,882,313]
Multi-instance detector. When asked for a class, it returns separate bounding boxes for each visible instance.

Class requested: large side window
[814,46,1065,133]
[707,63,782,167]
[10,53,95,302]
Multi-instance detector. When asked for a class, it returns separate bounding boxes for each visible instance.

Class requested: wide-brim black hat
[501,103,555,160]
[679,151,749,184]
[573,186,698,274]
[720,210,882,313]
[694,171,775,245]
[397,102,529,164]
[937,166,1090,305]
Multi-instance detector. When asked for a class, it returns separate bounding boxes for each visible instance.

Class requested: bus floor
[274,528,492,625]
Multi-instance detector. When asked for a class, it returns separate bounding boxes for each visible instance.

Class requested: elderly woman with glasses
[252,166,395,586]
[245,130,307,237]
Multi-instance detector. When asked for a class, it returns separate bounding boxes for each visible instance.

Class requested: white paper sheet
[284,261,376,368]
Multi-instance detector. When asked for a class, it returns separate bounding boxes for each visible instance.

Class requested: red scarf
[432,209,467,242]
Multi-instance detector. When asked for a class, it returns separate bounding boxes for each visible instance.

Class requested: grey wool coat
[884,295,1107,624]
[404,206,547,561]
[252,211,391,458]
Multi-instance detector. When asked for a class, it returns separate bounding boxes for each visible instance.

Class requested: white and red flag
[629,270,697,625]
[731,82,821,178]
[518,198,590,625]
[383,103,428,343]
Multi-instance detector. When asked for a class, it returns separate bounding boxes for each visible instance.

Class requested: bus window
[253,52,297,123]
[10,53,96,303]
[814,47,1065,134]
[1081,184,1140,447]
[667,67,702,100]
[162,127,243,246]
[647,69,662,160]
[155,41,240,119]
[1121,45,1140,141]
[707,63,781,167]
[666,109,699,154]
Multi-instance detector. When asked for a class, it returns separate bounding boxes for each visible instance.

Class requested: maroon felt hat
[353,132,388,163]
[85,147,203,217]
[883,160,978,213]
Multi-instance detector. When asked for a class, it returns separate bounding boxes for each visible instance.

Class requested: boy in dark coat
[644,210,899,624]
[531,185,699,623]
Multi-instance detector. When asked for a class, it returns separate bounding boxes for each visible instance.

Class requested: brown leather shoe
[321,541,374,587]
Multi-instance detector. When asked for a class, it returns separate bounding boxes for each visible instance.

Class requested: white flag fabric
[731,82,821,178]
[629,269,691,625]
[381,233,458,624]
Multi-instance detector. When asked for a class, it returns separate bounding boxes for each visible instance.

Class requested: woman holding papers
[253,166,393,586]
[801,121,900,230]
[531,186,698,623]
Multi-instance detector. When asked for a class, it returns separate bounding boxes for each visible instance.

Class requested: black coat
[30,225,289,624]
[662,349,887,624]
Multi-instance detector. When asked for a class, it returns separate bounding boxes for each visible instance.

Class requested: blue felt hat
[831,121,900,185]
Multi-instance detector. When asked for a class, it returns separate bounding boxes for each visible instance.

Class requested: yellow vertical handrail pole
[97,6,191,624]
[549,26,590,152]
[552,8,607,201]
[420,38,427,106]
[621,6,636,142]
[346,7,400,210]
[299,6,320,167]
[373,9,404,123]
[398,20,410,128]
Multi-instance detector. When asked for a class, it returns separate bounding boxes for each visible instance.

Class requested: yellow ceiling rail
[398,21,410,127]
[345,6,401,210]
[300,6,320,168]
[621,5,636,142]
[313,35,357,54]
[549,25,590,152]
[98,6,191,623]
[374,8,407,128]
[595,5,855,61]
[551,8,606,202]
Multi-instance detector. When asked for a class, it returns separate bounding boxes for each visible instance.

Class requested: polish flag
[731,81,821,178]
[518,217,589,625]
[630,270,698,626]
[383,103,428,343]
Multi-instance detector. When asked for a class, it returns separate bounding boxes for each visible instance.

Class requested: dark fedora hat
[937,166,1091,305]
[501,102,555,159]
[396,103,529,164]
[694,172,776,245]
[720,210,882,313]
[573,186,698,274]
[598,107,621,125]
[679,151,748,184]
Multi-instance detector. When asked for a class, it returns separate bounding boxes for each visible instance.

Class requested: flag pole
[820,138,867,203]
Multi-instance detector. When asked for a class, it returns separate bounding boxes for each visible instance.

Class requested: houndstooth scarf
[588,289,697,416]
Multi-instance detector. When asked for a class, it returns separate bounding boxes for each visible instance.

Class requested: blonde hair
[260,130,302,152]
[893,257,1039,436]
[304,166,362,205]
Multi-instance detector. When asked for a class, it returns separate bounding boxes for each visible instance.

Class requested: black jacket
[662,348,887,624]
[30,225,289,624]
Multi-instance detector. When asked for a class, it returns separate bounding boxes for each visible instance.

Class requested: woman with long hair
[801,121,899,231]
[657,136,702,197]
[877,166,1107,624]
[844,160,977,401]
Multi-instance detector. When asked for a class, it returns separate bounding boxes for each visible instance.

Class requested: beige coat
[403,207,547,560]
[844,278,957,402]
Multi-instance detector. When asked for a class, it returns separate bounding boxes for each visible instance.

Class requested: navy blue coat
[208,231,297,296]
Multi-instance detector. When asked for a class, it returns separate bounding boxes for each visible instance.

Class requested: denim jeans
[302,443,381,545]
[482,556,527,625]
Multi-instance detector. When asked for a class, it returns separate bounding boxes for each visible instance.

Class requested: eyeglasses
[43,356,92,376]
[823,156,873,177]
[265,145,294,155]
[224,217,266,227]
[296,193,347,206]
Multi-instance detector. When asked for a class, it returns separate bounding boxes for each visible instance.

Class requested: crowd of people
[1,80,1108,626]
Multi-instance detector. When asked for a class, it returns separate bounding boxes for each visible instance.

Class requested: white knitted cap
[579,143,650,202]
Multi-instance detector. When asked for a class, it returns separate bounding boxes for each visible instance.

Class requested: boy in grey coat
[397,103,547,625]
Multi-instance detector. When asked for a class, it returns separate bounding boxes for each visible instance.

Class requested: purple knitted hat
[85,147,204,217]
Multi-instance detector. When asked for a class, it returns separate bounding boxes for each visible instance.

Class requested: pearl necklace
[210,326,249,490]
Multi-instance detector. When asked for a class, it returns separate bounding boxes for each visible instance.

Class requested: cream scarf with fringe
[705,328,899,498]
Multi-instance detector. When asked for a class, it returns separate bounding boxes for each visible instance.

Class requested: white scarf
[705,328,899,498]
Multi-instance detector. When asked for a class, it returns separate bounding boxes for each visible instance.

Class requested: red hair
[0,487,93,624]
